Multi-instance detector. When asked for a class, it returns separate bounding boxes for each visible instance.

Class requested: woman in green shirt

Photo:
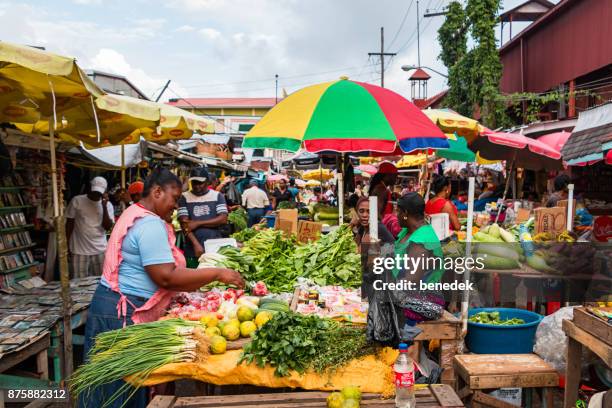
[394,192,445,323]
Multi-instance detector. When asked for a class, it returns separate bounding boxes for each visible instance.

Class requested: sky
[0,0,544,102]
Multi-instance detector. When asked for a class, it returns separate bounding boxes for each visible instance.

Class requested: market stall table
[562,307,612,408]
[147,385,464,407]
[0,276,99,389]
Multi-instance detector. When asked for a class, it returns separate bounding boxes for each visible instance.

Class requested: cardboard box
[297,220,323,243]
[275,209,298,235]
[515,208,531,223]
[558,199,576,229]
[534,207,566,236]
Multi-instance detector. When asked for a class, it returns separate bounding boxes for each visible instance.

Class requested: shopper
[351,196,394,250]
[546,174,570,207]
[178,167,228,266]
[425,174,461,231]
[271,178,293,209]
[370,162,400,237]
[242,179,269,227]
[288,178,300,201]
[66,176,114,278]
[127,181,144,204]
[82,168,243,408]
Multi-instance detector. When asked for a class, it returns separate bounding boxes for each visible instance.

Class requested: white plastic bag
[533,306,575,372]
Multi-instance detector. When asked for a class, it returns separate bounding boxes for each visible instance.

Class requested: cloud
[176,24,196,32]
[199,28,221,40]
[72,0,102,4]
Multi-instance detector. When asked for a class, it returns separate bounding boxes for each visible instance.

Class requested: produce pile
[228,207,248,231]
[295,286,367,324]
[239,311,378,377]
[469,311,525,326]
[231,227,258,242]
[201,225,361,293]
[444,219,582,274]
[70,319,205,408]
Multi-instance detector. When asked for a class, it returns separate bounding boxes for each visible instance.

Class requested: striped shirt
[178,190,228,256]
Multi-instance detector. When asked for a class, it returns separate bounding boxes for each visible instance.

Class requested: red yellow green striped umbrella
[243,78,448,154]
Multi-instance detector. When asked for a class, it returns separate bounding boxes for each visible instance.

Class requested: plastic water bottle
[394,342,416,408]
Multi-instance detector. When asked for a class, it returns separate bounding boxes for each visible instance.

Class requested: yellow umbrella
[303,168,334,181]
[422,108,481,143]
[305,179,321,187]
[0,41,102,124]
[396,154,427,168]
[475,151,502,165]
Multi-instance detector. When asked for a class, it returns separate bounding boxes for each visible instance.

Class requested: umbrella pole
[494,153,516,224]
[121,144,126,189]
[461,176,476,337]
[49,121,74,384]
[338,155,344,225]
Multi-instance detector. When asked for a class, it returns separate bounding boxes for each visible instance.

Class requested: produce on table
[277,200,297,209]
[469,311,525,325]
[210,335,227,354]
[255,310,273,328]
[293,224,361,287]
[228,207,248,231]
[240,321,257,337]
[70,319,206,408]
[327,386,362,408]
[295,286,368,324]
[239,311,378,377]
[231,227,259,242]
[205,327,221,337]
[206,226,361,293]
[221,324,240,340]
[237,306,255,322]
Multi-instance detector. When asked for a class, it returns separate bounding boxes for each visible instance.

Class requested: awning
[562,103,612,164]
[80,140,146,168]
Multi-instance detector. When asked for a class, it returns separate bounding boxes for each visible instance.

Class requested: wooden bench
[416,310,462,387]
[148,385,464,407]
[454,354,559,408]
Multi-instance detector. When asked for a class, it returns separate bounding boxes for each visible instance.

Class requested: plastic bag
[415,346,442,384]
[534,306,575,372]
[366,289,402,346]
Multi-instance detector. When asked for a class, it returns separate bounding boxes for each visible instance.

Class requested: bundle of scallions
[70,318,207,408]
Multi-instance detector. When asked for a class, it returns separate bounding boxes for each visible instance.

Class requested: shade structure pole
[121,144,126,188]
[369,196,378,241]
[461,176,475,337]
[567,184,574,232]
[337,155,344,225]
[49,119,74,385]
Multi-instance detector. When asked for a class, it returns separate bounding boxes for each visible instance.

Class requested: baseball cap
[249,179,258,186]
[189,167,209,183]
[128,181,144,195]
[90,177,108,194]
[378,161,398,174]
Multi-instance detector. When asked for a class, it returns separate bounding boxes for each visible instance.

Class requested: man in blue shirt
[178,167,228,267]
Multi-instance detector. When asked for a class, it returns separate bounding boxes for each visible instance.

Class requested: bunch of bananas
[557,230,576,242]
[533,232,553,242]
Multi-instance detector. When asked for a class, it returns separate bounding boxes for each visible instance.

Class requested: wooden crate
[573,307,612,346]
[148,385,464,407]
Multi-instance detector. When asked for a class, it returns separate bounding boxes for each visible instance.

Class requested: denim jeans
[79,284,148,408]
[247,208,265,227]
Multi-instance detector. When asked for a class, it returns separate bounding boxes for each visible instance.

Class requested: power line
[387,0,415,51]
[368,27,397,87]
[179,64,372,90]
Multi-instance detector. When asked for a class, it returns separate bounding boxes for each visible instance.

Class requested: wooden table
[415,310,462,386]
[148,384,464,407]
[454,354,558,408]
[562,308,612,408]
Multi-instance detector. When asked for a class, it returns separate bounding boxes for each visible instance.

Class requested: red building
[499,0,612,125]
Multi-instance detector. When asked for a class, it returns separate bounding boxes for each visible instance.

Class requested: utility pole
[155,80,171,102]
[275,74,279,104]
[417,0,421,67]
[368,27,396,87]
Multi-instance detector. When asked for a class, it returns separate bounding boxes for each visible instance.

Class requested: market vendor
[394,192,445,322]
[425,174,461,231]
[546,174,570,207]
[178,167,229,265]
[351,196,394,250]
[271,178,293,209]
[83,168,243,408]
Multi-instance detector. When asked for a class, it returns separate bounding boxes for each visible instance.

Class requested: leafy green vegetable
[277,201,297,209]
[239,312,377,377]
[228,208,248,231]
[469,311,525,325]
[231,227,258,242]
